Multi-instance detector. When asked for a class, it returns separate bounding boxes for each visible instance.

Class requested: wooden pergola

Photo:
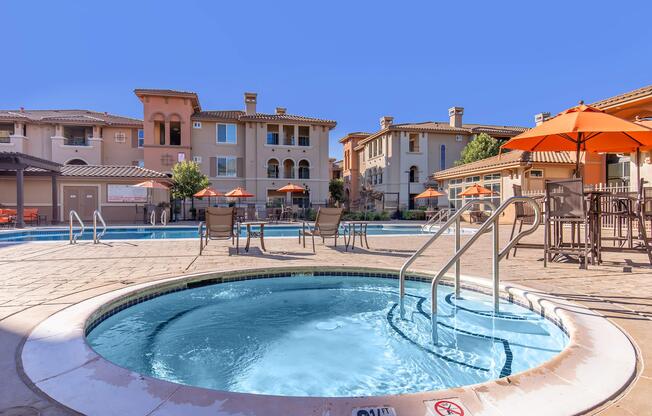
[0,152,61,228]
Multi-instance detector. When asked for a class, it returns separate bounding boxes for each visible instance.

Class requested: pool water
[87,275,568,397]
[0,224,474,242]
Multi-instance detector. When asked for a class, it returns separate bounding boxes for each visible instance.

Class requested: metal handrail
[399,200,496,319]
[92,210,107,244]
[69,210,85,244]
[150,210,156,226]
[160,210,168,226]
[421,208,452,232]
[427,196,541,344]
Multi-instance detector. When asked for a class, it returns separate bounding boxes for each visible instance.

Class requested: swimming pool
[86,272,568,397]
[0,223,475,242]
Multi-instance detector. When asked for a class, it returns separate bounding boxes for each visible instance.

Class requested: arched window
[267,158,279,178]
[283,159,295,179]
[409,166,419,183]
[440,144,446,170]
[298,160,310,179]
[65,158,87,165]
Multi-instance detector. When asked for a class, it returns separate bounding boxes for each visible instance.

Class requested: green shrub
[402,210,425,220]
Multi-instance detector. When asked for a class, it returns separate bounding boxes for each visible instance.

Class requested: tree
[329,178,344,206]
[455,133,500,166]
[171,161,209,220]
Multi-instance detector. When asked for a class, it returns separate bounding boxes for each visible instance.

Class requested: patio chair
[507,185,542,258]
[235,207,246,223]
[199,207,239,255]
[543,178,590,269]
[299,207,344,252]
[24,208,39,225]
[635,178,652,264]
[246,204,257,221]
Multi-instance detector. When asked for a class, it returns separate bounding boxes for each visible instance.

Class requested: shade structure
[194,187,223,198]
[415,187,444,199]
[276,183,305,193]
[501,103,652,177]
[133,180,169,189]
[225,187,254,198]
[459,184,495,197]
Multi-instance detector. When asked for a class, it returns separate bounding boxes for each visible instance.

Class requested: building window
[114,132,126,143]
[368,144,372,158]
[158,122,165,145]
[217,123,237,144]
[378,168,383,184]
[193,121,202,129]
[409,166,419,183]
[408,134,419,152]
[137,129,144,148]
[529,169,543,178]
[137,160,145,168]
[217,156,237,177]
[483,173,501,206]
[440,144,446,169]
[170,122,181,146]
[448,178,463,210]
[298,126,310,146]
[298,160,310,179]
[283,125,295,146]
[267,158,279,178]
[465,175,480,183]
[283,159,295,179]
[266,124,279,145]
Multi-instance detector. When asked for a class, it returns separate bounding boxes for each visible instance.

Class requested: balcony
[51,125,102,164]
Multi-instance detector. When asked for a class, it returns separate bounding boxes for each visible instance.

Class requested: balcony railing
[64,137,89,146]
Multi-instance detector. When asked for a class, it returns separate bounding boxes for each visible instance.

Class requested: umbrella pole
[575,132,582,179]
[636,148,641,192]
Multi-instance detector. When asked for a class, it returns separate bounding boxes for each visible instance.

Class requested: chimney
[20,107,24,112]
[448,107,464,128]
[275,107,287,115]
[534,112,551,126]
[380,116,394,129]
[244,92,257,115]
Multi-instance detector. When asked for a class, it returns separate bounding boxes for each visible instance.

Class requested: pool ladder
[68,210,85,244]
[399,197,542,344]
[93,210,107,244]
[421,208,453,232]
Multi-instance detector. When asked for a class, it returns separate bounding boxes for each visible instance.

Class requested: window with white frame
[216,123,237,144]
[528,169,543,178]
[137,129,144,148]
[483,173,501,206]
[217,156,237,177]
[193,121,202,129]
[448,178,464,210]
[267,124,279,145]
[465,175,480,183]
[298,126,310,146]
[408,134,419,152]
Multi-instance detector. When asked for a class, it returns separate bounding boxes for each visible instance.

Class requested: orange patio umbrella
[459,184,495,197]
[276,183,305,193]
[225,187,254,207]
[501,103,652,177]
[194,187,224,207]
[134,180,169,190]
[415,187,444,209]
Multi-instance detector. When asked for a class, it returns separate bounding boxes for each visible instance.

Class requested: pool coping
[19,266,637,416]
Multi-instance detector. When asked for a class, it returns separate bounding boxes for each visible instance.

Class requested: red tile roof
[591,85,652,110]
[193,110,337,127]
[0,110,142,127]
[60,165,168,178]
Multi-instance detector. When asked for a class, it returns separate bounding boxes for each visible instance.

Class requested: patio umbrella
[225,187,254,207]
[277,183,305,207]
[194,187,223,207]
[459,184,495,197]
[501,103,652,178]
[415,187,444,209]
[133,180,169,204]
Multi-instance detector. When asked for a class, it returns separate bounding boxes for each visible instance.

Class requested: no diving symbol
[433,400,464,416]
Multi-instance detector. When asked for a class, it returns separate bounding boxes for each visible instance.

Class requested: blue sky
[2,0,651,159]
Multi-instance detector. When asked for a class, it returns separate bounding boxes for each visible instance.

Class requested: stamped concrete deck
[0,226,651,415]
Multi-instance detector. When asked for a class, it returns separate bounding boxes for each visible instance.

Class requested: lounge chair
[299,207,343,252]
[199,207,239,255]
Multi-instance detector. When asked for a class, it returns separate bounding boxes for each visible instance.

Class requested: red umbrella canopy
[225,187,254,198]
[459,184,495,197]
[194,187,224,198]
[133,180,169,190]
[277,183,305,193]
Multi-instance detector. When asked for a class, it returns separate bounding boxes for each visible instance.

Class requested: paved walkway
[0,226,650,415]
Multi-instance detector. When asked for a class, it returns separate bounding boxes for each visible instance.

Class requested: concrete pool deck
[0,225,651,415]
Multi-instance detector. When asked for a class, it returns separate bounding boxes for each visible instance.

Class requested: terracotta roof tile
[0,110,142,127]
[239,112,336,126]
[591,85,652,109]
[192,110,245,121]
[60,165,168,178]
[432,150,574,179]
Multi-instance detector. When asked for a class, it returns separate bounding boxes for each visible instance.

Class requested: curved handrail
[69,210,85,244]
[92,210,107,244]
[160,210,168,226]
[422,209,445,232]
[399,200,496,318]
[150,209,156,226]
[428,196,541,343]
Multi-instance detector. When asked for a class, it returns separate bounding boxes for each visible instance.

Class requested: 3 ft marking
[352,406,397,416]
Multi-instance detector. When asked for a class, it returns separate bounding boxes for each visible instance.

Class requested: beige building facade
[343,108,525,210]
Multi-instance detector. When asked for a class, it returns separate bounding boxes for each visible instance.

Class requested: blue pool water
[0,224,473,242]
[87,274,568,397]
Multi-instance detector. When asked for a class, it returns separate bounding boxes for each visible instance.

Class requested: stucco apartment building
[432,84,652,222]
[0,89,336,222]
[339,108,526,210]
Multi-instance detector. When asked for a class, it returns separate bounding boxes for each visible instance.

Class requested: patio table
[343,221,369,251]
[241,221,267,252]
